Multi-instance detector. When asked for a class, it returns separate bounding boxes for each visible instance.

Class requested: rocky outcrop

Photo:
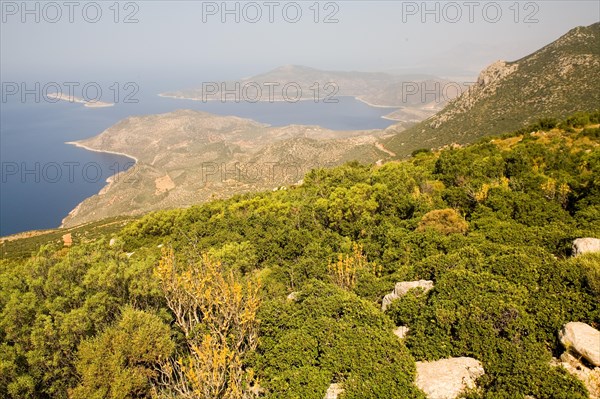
[429,60,518,128]
[323,383,344,399]
[572,238,600,257]
[476,60,519,88]
[415,357,485,399]
[381,280,434,311]
[559,322,600,367]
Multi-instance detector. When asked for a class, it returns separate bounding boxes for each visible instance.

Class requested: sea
[0,82,397,236]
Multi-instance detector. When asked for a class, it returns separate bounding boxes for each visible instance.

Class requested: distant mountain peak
[277,64,313,70]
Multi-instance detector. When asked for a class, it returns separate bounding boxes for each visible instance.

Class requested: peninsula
[46,92,114,108]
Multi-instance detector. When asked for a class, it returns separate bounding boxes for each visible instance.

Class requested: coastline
[65,141,139,164]
[83,103,115,108]
[354,96,404,109]
[61,141,139,227]
[381,115,404,122]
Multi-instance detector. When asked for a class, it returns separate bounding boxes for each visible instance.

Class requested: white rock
[286,292,299,301]
[381,280,434,311]
[572,238,600,257]
[559,322,600,367]
[323,383,344,399]
[555,352,600,399]
[415,357,485,399]
[381,293,397,311]
[249,382,264,397]
[393,326,410,339]
[393,280,435,297]
[109,238,116,246]
[561,351,584,368]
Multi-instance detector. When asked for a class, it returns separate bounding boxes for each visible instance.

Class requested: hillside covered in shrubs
[1,112,599,398]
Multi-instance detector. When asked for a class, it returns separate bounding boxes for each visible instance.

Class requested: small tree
[154,248,260,399]
[541,178,557,200]
[328,244,380,290]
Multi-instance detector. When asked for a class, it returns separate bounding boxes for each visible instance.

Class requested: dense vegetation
[1,112,599,398]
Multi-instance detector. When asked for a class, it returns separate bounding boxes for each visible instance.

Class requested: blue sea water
[0,88,397,236]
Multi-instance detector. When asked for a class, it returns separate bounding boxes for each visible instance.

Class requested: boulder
[415,357,484,399]
[382,280,434,311]
[323,383,344,399]
[572,238,600,257]
[559,322,600,367]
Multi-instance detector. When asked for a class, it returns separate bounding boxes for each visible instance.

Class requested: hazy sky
[1,0,599,84]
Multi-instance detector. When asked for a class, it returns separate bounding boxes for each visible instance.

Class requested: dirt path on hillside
[375,142,396,157]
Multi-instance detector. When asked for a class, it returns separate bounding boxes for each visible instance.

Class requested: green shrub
[70,307,173,399]
[252,281,424,399]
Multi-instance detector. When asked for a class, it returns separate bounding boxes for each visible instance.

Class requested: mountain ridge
[385,22,600,157]
[161,65,465,123]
